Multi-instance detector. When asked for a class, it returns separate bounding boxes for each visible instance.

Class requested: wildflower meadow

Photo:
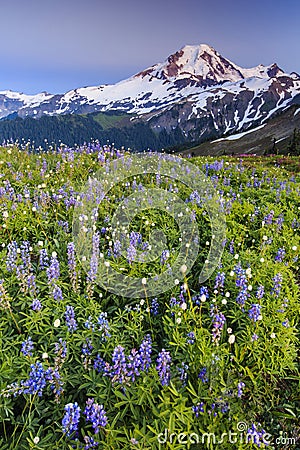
[0,143,299,449]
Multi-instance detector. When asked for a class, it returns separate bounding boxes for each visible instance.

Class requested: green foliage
[0,147,299,449]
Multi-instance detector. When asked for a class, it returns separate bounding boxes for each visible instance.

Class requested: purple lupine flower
[218,399,229,414]
[178,285,186,305]
[276,214,284,230]
[198,367,208,383]
[83,436,99,449]
[52,284,63,302]
[271,273,283,297]
[193,286,209,306]
[256,285,265,300]
[189,190,202,205]
[191,294,200,305]
[54,338,67,360]
[21,337,34,356]
[39,248,49,269]
[126,244,137,264]
[110,346,127,384]
[82,339,93,356]
[275,248,285,262]
[211,308,226,344]
[41,159,47,174]
[31,298,42,311]
[160,249,170,265]
[67,242,78,291]
[93,354,108,374]
[84,316,95,331]
[46,254,60,285]
[169,296,180,310]
[87,232,100,288]
[252,333,259,341]
[65,306,77,332]
[84,398,107,433]
[6,241,18,271]
[209,396,230,415]
[129,231,142,247]
[187,331,195,344]
[235,264,247,289]
[192,402,204,417]
[229,240,234,254]
[138,335,152,372]
[150,298,159,315]
[45,367,64,398]
[235,264,250,307]
[113,240,122,258]
[177,362,189,385]
[208,397,229,416]
[247,423,269,446]
[22,361,47,396]
[248,304,262,322]
[264,210,274,225]
[237,381,245,398]
[62,402,81,436]
[140,241,149,251]
[57,220,69,233]
[97,312,111,340]
[214,272,225,291]
[27,274,37,294]
[87,254,98,284]
[126,349,141,382]
[19,241,31,273]
[131,179,137,190]
[156,349,171,386]
[282,298,289,310]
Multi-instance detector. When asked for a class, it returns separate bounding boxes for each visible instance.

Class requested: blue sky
[1,0,299,94]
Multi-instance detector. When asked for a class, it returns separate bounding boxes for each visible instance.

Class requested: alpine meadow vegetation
[0,143,299,449]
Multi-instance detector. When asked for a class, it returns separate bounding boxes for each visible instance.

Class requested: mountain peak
[135,43,244,85]
[135,44,286,88]
[180,43,217,54]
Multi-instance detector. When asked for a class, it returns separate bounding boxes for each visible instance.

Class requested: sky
[0,0,299,94]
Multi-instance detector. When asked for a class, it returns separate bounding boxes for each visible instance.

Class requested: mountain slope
[181,103,300,156]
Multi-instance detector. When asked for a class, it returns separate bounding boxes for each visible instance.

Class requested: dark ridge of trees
[0,111,299,156]
[287,128,300,155]
[0,114,188,151]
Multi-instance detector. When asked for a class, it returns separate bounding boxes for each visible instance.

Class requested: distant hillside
[0,111,186,150]
[182,104,300,156]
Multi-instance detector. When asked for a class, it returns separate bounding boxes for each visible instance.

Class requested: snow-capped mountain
[134,44,283,84]
[0,44,299,144]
